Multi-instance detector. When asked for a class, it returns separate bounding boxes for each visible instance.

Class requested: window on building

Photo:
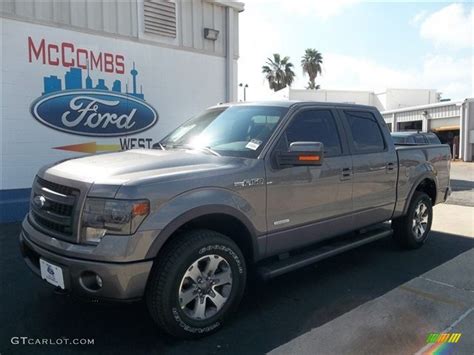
[144,0,177,38]
[344,111,385,153]
[278,110,342,157]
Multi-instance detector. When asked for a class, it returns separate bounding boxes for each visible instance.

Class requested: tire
[392,192,433,249]
[146,229,246,339]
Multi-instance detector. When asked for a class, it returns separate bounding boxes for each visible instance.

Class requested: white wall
[1,18,227,190]
[383,88,439,110]
[289,88,440,111]
[289,89,384,110]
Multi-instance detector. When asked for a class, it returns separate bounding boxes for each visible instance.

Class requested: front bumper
[19,229,153,301]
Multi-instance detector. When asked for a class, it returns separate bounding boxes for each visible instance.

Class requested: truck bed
[394,144,451,216]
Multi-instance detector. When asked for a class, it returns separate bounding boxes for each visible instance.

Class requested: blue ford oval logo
[30,90,158,137]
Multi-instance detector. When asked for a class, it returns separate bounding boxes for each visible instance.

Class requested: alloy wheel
[178,255,233,320]
[412,201,429,240]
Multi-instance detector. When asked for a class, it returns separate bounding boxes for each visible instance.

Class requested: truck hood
[43,149,240,185]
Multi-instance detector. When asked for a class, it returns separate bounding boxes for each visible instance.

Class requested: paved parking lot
[1,202,473,355]
[447,162,474,207]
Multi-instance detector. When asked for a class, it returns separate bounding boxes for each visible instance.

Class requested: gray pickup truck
[20,101,451,338]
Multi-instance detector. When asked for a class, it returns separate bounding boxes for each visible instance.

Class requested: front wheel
[146,229,246,339]
[392,192,433,249]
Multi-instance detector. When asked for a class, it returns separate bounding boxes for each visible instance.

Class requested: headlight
[81,198,150,244]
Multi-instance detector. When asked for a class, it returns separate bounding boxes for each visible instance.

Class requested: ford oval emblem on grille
[33,195,47,209]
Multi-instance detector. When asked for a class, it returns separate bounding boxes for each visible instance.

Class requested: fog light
[95,274,103,288]
[80,271,103,291]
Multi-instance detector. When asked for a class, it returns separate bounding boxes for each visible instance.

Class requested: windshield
[159,105,288,158]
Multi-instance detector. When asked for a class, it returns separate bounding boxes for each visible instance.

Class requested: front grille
[47,200,74,216]
[32,213,73,235]
[37,176,76,196]
[30,177,80,240]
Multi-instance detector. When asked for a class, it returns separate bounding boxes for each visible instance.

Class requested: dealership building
[0,0,244,222]
[382,99,474,161]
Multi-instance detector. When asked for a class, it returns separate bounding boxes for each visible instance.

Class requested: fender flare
[402,173,438,215]
[145,204,260,260]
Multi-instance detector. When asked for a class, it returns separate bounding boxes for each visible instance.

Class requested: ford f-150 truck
[20,101,451,338]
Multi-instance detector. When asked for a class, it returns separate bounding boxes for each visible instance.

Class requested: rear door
[338,109,397,229]
[264,107,353,255]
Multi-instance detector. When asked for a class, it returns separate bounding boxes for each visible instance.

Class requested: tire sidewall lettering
[171,308,220,334]
[198,244,244,274]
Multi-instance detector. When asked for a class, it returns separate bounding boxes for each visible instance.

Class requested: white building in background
[382,99,474,162]
[289,88,440,111]
[378,88,440,110]
[0,0,244,222]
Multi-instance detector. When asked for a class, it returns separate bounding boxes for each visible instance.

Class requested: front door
[265,108,353,256]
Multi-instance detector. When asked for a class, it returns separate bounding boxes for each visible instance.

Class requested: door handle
[341,167,352,180]
[386,162,395,172]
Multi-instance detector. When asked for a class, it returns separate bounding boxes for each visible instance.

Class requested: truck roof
[213,100,378,110]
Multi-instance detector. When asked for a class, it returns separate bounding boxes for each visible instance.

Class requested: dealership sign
[31,91,157,136]
[28,37,158,137]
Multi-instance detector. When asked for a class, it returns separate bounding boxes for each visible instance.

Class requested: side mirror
[275,142,324,168]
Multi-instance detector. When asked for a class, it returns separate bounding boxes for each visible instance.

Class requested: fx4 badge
[233,178,265,188]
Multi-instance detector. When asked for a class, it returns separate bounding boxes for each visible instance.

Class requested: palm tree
[301,49,323,90]
[262,54,296,92]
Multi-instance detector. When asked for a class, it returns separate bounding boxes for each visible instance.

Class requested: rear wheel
[392,192,433,249]
[146,229,246,338]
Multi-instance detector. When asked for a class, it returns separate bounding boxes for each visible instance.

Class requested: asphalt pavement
[1,203,473,355]
[447,161,474,207]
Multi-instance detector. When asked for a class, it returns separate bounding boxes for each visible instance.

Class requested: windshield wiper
[172,144,221,157]
[195,146,221,157]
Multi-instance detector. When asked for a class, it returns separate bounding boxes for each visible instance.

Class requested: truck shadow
[1,224,473,355]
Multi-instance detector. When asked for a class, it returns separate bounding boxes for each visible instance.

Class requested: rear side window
[281,110,342,156]
[344,111,385,153]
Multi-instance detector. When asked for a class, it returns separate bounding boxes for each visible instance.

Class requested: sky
[237,0,473,101]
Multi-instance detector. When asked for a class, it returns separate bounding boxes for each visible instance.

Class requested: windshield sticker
[245,139,262,150]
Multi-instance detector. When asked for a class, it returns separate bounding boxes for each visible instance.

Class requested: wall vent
[144,0,176,38]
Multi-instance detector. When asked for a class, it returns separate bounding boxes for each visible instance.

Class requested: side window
[279,110,342,156]
[344,111,385,153]
[406,136,415,144]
